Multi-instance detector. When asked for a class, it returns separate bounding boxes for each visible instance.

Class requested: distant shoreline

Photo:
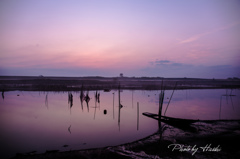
[1,76,240,91]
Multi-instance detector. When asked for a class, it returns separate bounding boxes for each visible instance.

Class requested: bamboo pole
[164,82,177,116]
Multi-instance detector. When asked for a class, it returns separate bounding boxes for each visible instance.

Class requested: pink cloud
[179,21,240,44]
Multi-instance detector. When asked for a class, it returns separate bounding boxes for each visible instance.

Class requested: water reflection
[80,86,85,111]
[1,90,4,100]
[94,97,97,119]
[68,125,71,134]
[95,91,100,103]
[45,93,48,109]
[68,92,73,114]
[85,91,90,112]
[118,85,122,131]
[132,91,134,108]
[137,102,139,131]
[219,89,237,119]
[160,89,240,120]
[112,92,115,119]
[0,89,240,158]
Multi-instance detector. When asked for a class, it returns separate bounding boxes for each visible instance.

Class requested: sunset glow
[0,0,240,78]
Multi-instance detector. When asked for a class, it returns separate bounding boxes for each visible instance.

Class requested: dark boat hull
[142,112,240,124]
[142,112,199,125]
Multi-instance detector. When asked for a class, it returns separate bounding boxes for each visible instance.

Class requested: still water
[0,89,239,158]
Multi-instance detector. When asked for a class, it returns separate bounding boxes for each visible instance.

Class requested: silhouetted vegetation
[0,76,240,91]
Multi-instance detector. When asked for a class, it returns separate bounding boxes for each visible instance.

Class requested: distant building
[120,73,123,77]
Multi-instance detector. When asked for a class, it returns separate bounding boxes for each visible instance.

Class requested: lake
[0,89,239,158]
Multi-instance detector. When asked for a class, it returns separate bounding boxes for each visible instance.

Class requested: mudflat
[11,121,240,159]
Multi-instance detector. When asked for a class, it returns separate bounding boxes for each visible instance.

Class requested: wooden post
[164,82,177,116]
[158,90,164,116]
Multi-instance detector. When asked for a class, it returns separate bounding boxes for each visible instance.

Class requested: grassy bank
[1,76,240,91]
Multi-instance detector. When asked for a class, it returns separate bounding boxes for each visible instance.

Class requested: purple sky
[0,0,240,78]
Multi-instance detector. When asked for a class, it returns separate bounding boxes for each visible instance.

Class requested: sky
[0,0,240,78]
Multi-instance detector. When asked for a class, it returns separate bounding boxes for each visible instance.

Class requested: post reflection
[132,90,134,108]
[85,91,90,112]
[80,86,85,111]
[95,91,100,104]
[1,90,4,100]
[137,102,139,131]
[68,92,73,114]
[45,93,48,109]
[94,94,97,119]
[113,92,115,119]
[94,90,101,119]
[68,125,71,134]
[118,84,123,131]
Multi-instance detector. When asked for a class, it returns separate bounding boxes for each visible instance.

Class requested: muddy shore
[11,121,240,159]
